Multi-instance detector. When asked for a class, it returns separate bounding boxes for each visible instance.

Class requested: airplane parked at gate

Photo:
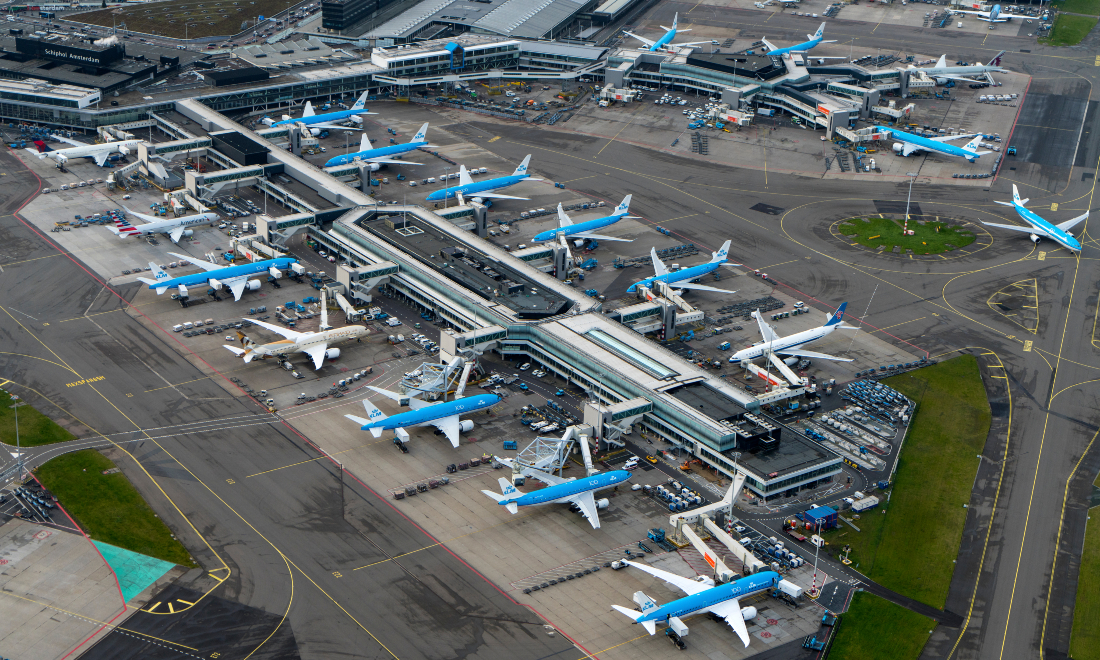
[324,122,434,169]
[623,13,711,52]
[225,294,368,369]
[481,464,631,529]
[532,196,636,244]
[981,184,1087,252]
[762,22,841,58]
[138,254,297,301]
[425,155,540,202]
[265,91,376,132]
[874,125,991,162]
[902,51,1006,84]
[954,4,1030,22]
[611,563,782,647]
[25,135,143,167]
[627,240,738,294]
[346,360,497,447]
[107,208,221,243]
[730,303,855,363]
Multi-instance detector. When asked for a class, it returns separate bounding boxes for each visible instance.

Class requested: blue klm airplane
[265,91,376,131]
[425,155,540,202]
[482,467,631,529]
[981,184,1088,252]
[324,122,433,169]
[532,196,636,244]
[874,125,991,162]
[624,13,710,52]
[627,240,738,294]
[762,22,839,58]
[346,369,499,448]
[137,253,297,301]
[612,562,781,647]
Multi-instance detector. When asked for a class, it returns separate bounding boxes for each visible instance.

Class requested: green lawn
[0,396,75,447]
[1039,14,1098,45]
[823,355,991,608]
[1069,473,1100,660]
[827,592,935,660]
[837,216,976,255]
[36,451,195,567]
[1053,0,1100,16]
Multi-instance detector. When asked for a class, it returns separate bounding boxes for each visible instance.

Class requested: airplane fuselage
[150,257,296,292]
[252,326,368,359]
[502,470,631,507]
[425,174,528,201]
[628,262,720,293]
[363,393,501,431]
[638,571,780,624]
[325,140,429,167]
[533,214,625,242]
[768,36,823,57]
[1012,203,1081,252]
[125,213,221,237]
[43,139,143,162]
[875,126,981,161]
[731,325,837,362]
[272,107,368,128]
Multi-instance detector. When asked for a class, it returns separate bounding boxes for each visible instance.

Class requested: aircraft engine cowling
[325,347,341,360]
[181,229,194,238]
[245,279,261,292]
[741,606,758,622]
[308,127,321,137]
[1030,233,1041,244]
[573,238,586,248]
[118,145,132,155]
[892,142,905,155]
[935,77,949,86]
[368,162,381,172]
[471,196,485,204]
[458,419,475,433]
[595,498,610,510]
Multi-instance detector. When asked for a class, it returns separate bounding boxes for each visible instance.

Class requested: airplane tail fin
[352,91,369,110]
[411,122,429,143]
[614,194,632,216]
[672,11,678,29]
[513,154,531,177]
[813,21,825,39]
[825,302,847,326]
[557,203,572,227]
[149,262,170,282]
[611,604,658,635]
[480,477,520,513]
[964,134,983,152]
[936,54,947,69]
[1011,184,1025,206]
[356,398,387,436]
[360,133,372,152]
[712,240,733,263]
[988,50,1005,66]
[302,101,315,118]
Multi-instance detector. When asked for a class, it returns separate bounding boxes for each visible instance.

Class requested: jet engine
[458,419,475,433]
[1030,233,1041,244]
[935,77,949,86]
[892,142,905,155]
[245,279,261,292]
[118,145,132,155]
[740,606,758,621]
[308,127,321,137]
[367,162,381,172]
[325,347,341,360]
[180,229,194,239]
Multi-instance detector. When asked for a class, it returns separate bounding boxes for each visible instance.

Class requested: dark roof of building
[734,429,835,478]
[685,52,786,81]
[667,382,747,422]
[209,130,269,156]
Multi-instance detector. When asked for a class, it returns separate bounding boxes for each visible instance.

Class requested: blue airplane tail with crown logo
[825,302,847,326]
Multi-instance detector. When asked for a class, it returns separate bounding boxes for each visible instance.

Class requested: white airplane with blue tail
[981,184,1087,252]
[612,563,783,647]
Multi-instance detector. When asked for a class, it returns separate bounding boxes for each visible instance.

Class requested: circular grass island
[836,216,976,255]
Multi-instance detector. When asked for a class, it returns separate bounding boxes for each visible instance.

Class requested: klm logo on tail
[515,163,528,175]
[368,408,384,419]
[503,483,517,496]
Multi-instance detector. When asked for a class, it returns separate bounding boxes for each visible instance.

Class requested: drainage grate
[750,203,785,215]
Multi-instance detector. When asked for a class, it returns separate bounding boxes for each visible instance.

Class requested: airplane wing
[94,151,110,167]
[928,133,979,143]
[774,348,853,362]
[926,73,992,82]
[622,560,712,596]
[249,317,308,342]
[122,206,163,225]
[223,275,250,301]
[53,135,86,148]
[761,37,780,52]
[429,415,462,448]
[707,598,752,647]
[1057,211,1089,232]
[979,220,1051,236]
[169,226,186,243]
[366,386,433,408]
[570,490,602,529]
[302,343,329,370]
[650,247,669,276]
[467,192,530,200]
[901,142,922,157]
[169,252,224,272]
[671,40,712,47]
[753,311,782,343]
[675,282,736,293]
[623,30,656,47]
[364,157,423,165]
[572,232,633,242]
[520,466,570,486]
[952,9,989,15]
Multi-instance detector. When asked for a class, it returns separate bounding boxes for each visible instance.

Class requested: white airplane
[107,208,220,243]
[729,303,856,363]
[25,135,143,166]
[954,4,1029,21]
[224,292,368,369]
[904,51,1006,84]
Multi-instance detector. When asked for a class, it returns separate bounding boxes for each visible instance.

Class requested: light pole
[809,518,823,598]
[9,394,23,482]
[903,171,917,235]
